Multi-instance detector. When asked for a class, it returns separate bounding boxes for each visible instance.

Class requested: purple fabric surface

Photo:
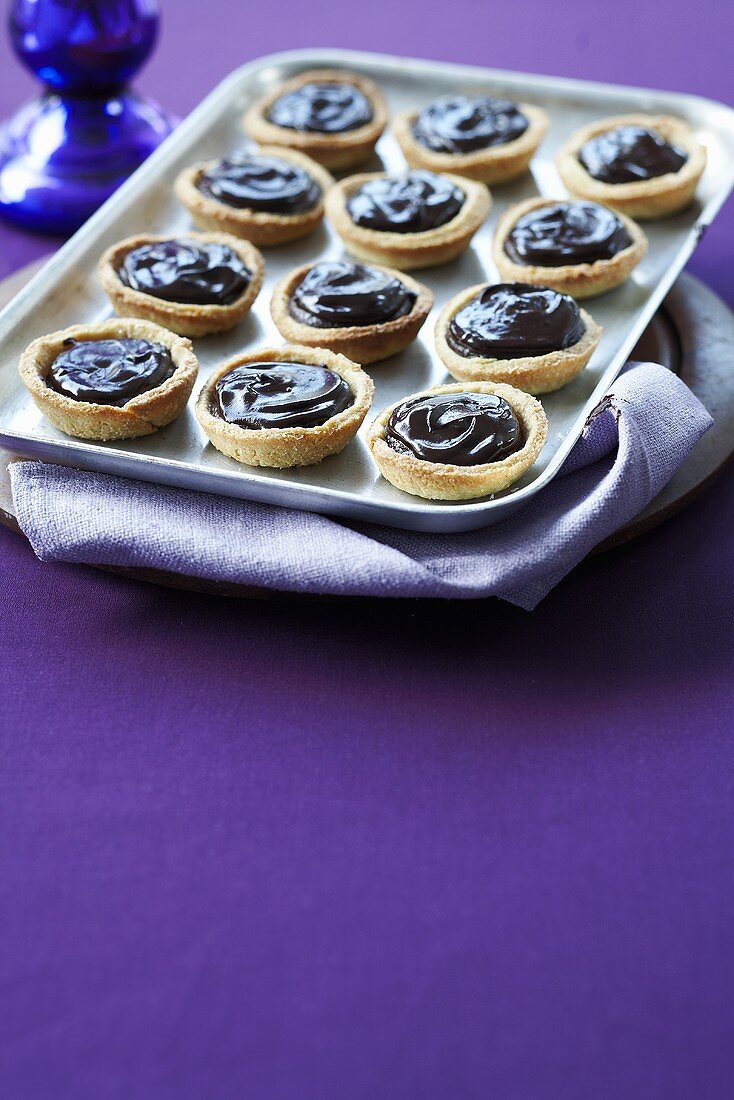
[9,363,713,610]
[2,3,734,1099]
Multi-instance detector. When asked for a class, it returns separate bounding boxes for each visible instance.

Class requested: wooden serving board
[1,259,732,595]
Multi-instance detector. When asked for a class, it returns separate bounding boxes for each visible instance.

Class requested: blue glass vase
[0,0,175,234]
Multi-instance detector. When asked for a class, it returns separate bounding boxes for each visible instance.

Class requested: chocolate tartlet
[435,282,602,393]
[196,344,374,468]
[393,92,549,184]
[325,169,490,269]
[19,319,199,441]
[368,381,547,500]
[557,113,707,220]
[243,69,388,170]
[98,232,265,337]
[493,198,647,298]
[271,259,434,365]
[175,148,334,246]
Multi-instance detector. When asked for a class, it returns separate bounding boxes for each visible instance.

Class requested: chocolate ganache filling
[346,170,465,234]
[198,155,321,215]
[288,261,416,329]
[267,81,373,133]
[448,283,585,359]
[504,201,632,267]
[48,338,175,406]
[214,361,352,429]
[412,94,529,154]
[386,392,524,466]
[119,240,251,306]
[579,125,688,184]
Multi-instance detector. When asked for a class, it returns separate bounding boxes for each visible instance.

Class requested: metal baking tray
[1,48,733,532]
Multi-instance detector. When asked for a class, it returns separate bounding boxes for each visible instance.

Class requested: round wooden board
[1,258,733,598]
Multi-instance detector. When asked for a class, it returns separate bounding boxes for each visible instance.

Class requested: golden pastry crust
[493,197,647,299]
[368,381,547,500]
[174,147,334,246]
[97,231,265,338]
[556,114,706,220]
[393,101,549,184]
[324,170,491,270]
[19,318,199,441]
[434,282,602,394]
[270,262,434,366]
[196,344,374,468]
[243,69,388,170]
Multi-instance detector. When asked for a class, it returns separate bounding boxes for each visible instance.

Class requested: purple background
[2,3,734,1097]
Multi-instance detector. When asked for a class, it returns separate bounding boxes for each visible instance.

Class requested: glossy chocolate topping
[412,94,529,154]
[214,361,352,429]
[504,201,632,267]
[48,338,175,406]
[346,170,465,234]
[385,391,524,466]
[447,283,585,359]
[198,155,321,215]
[267,81,373,134]
[119,240,251,306]
[288,261,416,329]
[579,124,688,184]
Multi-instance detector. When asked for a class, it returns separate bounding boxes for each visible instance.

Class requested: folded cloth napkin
[10,362,712,610]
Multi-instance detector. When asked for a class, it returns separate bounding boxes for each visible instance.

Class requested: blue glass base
[0,89,176,235]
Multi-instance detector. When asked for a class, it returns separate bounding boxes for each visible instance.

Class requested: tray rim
[1,47,733,533]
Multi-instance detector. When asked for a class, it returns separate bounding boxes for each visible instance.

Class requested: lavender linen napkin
[10,362,712,610]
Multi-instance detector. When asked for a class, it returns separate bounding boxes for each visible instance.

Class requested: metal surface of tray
[0,48,732,531]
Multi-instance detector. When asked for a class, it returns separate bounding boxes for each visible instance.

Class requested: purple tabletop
[2,4,734,1098]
